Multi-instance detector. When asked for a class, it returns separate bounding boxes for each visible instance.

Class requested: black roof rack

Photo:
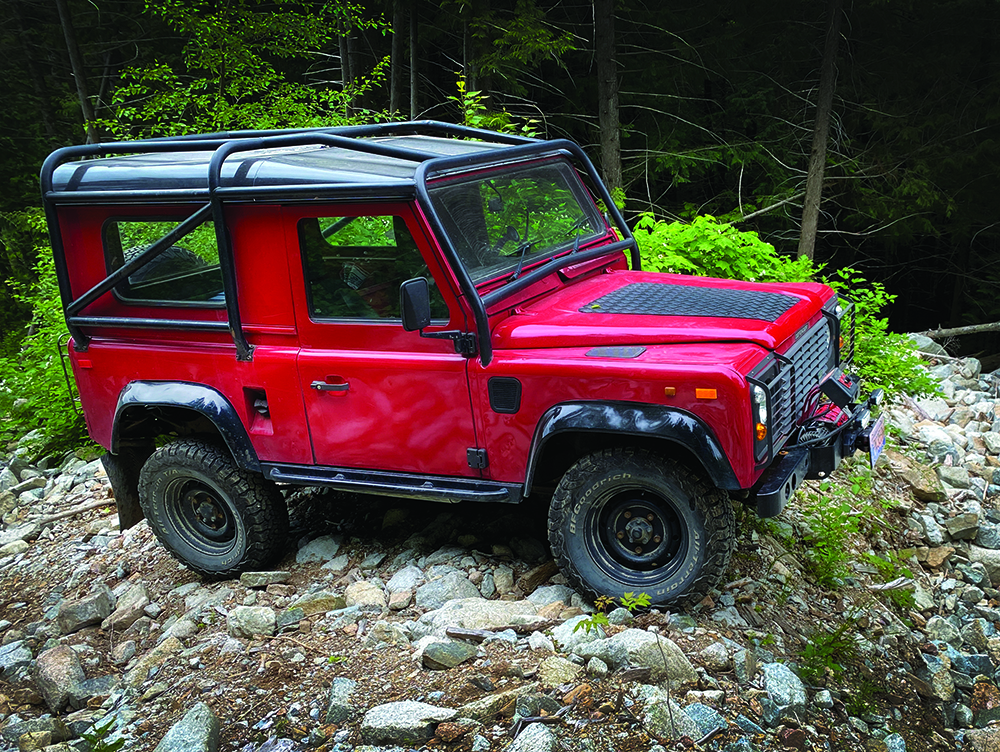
[41,120,638,366]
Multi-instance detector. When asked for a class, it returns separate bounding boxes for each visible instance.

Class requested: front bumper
[750,385,883,518]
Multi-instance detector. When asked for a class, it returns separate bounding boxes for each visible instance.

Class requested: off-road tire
[125,245,206,283]
[138,440,288,578]
[548,447,735,607]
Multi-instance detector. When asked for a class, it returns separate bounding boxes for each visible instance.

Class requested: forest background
[0,0,996,449]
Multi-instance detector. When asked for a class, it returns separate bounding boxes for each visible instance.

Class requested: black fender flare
[524,401,740,495]
[112,381,260,472]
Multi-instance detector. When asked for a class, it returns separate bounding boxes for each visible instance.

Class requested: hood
[490,271,834,351]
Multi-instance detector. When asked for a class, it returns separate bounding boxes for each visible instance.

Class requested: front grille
[764,318,837,446]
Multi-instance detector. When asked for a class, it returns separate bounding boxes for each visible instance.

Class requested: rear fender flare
[112,381,260,472]
[524,401,740,495]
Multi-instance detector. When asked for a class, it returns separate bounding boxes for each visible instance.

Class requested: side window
[298,214,448,321]
[103,219,224,305]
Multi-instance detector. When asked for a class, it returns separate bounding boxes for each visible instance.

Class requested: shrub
[0,211,87,455]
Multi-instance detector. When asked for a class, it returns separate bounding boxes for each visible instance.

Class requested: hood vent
[581,282,798,322]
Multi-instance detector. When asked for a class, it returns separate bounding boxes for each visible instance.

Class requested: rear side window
[103,219,225,305]
[298,214,448,321]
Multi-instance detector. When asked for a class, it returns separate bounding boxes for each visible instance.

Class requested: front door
[284,203,481,478]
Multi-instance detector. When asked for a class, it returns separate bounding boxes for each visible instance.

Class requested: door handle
[311,380,350,392]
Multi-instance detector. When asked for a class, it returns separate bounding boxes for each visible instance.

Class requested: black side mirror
[400,277,432,332]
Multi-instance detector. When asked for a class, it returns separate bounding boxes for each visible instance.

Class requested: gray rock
[926,615,962,646]
[226,606,276,638]
[526,585,576,607]
[239,571,290,588]
[962,619,994,652]
[102,583,150,631]
[685,702,727,736]
[939,465,972,489]
[813,689,834,709]
[527,631,554,652]
[153,702,220,752]
[711,606,750,628]
[575,629,697,687]
[917,653,954,701]
[57,585,114,635]
[479,573,496,599]
[0,716,71,745]
[586,657,608,679]
[0,522,39,548]
[0,639,32,679]
[422,640,478,670]
[289,590,345,615]
[34,645,85,713]
[636,685,701,739]
[344,580,387,612]
[984,434,1000,456]
[359,701,457,745]
[551,615,605,652]
[295,535,342,563]
[276,607,306,632]
[494,566,515,595]
[418,599,538,633]
[946,512,981,540]
[976,522,1000,550]
[507,723,558,752]
[920,514,946,546]
[606,607,634,625]
[387,565,424,593]
[538,655,583,686]
[698,642,731,671]
[733,649,758,685]
[325,677,358,723]
[761,662,807,709]
[416,573,483,610]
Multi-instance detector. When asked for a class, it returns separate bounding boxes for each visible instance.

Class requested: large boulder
[575,629,697,688]
[360,701,456,745]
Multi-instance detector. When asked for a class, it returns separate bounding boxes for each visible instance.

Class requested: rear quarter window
[103,218,225,306]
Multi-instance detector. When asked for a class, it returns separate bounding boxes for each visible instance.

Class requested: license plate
[868,412,886,468]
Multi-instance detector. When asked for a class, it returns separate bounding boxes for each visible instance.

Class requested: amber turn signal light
[695,388,717,399]
[756,423,768,441]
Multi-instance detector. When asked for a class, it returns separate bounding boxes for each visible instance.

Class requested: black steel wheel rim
[164,477,240,556]
[585,486,687,585]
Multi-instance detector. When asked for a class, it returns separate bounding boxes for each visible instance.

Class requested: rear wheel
[548,447,735,607]
[138,440,288,577]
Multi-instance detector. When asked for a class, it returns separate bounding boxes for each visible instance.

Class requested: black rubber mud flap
[101,441,154,529]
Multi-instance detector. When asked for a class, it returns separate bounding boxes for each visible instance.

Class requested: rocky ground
[5,345,1000,751]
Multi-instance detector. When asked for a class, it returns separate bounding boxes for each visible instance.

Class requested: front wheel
[548,448,735,607]
[138,440,288,577]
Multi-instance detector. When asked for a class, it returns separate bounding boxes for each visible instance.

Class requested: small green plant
[326,654,347,664]
[799,619,860,684]
[448,75,538,137]
[81,716,126,752]
[864,551,917,611]
[801,486,861,589]
[620,591,651,612]
[844,677,879,716]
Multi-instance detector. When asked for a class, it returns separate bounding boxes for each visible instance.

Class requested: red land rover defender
[42,122,883,606]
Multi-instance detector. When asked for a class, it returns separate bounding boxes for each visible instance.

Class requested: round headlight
[752,385,768,425]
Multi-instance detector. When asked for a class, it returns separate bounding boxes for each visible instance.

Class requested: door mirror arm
[400,277,478,357]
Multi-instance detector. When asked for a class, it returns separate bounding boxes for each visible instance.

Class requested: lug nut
[634,546,642,554]
[654,535,661,543]
[624,511,632,519]
[616,532,624,539]
[647,514,654,521]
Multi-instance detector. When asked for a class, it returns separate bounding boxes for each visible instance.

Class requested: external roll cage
[41,120,640,365]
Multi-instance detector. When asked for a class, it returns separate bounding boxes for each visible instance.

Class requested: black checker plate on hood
[581,282,798,322]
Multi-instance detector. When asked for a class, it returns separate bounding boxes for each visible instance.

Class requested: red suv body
[42,122,881,605]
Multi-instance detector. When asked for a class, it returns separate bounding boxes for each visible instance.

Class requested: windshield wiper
[508,240,537,281]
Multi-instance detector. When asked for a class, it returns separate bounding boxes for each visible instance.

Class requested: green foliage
[826,269,938,397]
[574,592,650,634]
[635,214,818,283]
[801,483,861,589]
[864,551,917,612]
[81,716,126,752]
[620,591,651,612]
[449,75,538,137]
[100,0,389,138]
[799,618,860,684]
[0,211,87,454]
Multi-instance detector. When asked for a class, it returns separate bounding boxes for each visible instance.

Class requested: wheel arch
[112,381,261,472]
[524,402,740,496]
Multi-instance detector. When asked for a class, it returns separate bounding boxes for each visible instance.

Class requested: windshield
[427,160,605,284]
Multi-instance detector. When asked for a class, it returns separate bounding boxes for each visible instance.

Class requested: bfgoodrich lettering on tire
[138,440,288,577]
[548,447,735,607]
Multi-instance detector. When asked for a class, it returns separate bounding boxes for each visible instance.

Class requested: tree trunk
[797,0,843,260]
[54,0,97,143]
[11,0,58,143]
[410,4,419,119]
[390,0,404,114]
[594,0,622,195]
